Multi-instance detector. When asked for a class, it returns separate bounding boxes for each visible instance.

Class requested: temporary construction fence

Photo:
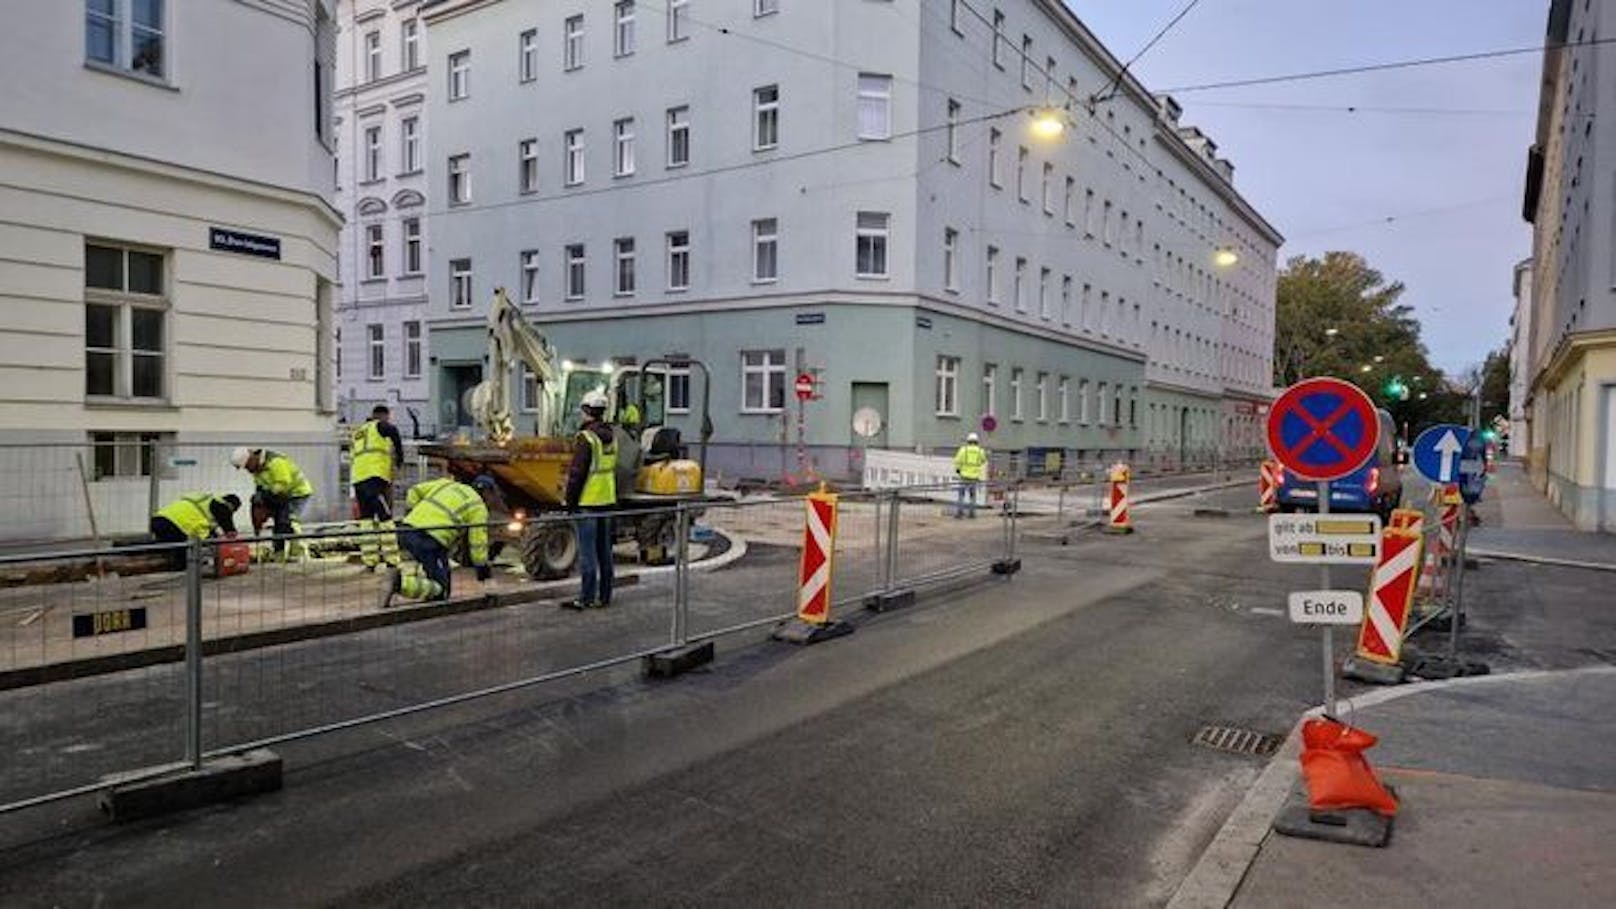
[0,482,1019,817]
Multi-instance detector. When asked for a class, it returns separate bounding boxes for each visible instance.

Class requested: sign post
[794,372,815,482]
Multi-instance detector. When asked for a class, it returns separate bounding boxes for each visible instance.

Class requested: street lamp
[1212,248,1240,268]
[1029,107,1069,139]
[1325,327,1340,337]
[1360,364,1373,373]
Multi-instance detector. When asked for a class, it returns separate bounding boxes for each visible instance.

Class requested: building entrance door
[441,364,483,433]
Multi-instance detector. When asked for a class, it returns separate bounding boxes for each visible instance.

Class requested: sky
[1069,0,1544,375]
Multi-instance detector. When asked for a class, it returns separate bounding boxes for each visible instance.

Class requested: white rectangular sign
[1268,513,1381,564]
[1288,590,1365,625]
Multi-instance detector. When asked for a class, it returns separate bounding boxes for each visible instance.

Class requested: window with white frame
[753,218,778,282]
[985,245,1000,304]
[447,153,470,204]
[84,243,166,400]
[1063,176,1075,225]
[987,128,1003,187]
[741,349,786,412]
[1045,56,1056,101]
[614,237,636,295]
[1084,188,1097,235]
[1036,372,1048,422]
[402,218,422,274]
[564,15,584,70]
[1038,267,1050,319]
[1010,368,1023,421]
[401,116,420,172]
[86,0,165,78]
[666,231,690,290]
[1058,376,1070,423]
[664,364,691,413]
[935,355,960,417]
[450,258,472,308]
[753,85,779,150]
[755,0,779,15]
[982,363,997,417]
[402,19,420,70]
[1114,387,1124,426]
[942,227,958,291]
[1078,380,1090,423]
[448,50,469,100]
[991,9,1005,68]
[666,105,690,167]
[1081,283,1092,330]
[364,125,382,181]
[367,324,385,379]
[613,118,635,176]
[403,321,422,378]
[857,73,892,140]
[1042,162,1054,214]
[521,366,541,413]
[365,223,384,278]
[365,30,382,82]
[667,0,689,42]
[520,249,539,303]
[1060,275,1072,325]
[89,431,168,480]
[949,0,963,34]
[519,29,537,81]
[1020,35,1033,89]
[1103,200,1114,245]
[614,1,636,56]
[564,129,584,185]
[1016,146,1028,202]
[565,244,586,299]
[946,99,961,162]
[1096,382,1109,425]
[855,212,889,279]
[1099,290,1110,334]
[1013,257,1026,312]
[519,138,538,192]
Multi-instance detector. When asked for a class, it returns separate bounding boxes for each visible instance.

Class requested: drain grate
[1192,725,1283,758]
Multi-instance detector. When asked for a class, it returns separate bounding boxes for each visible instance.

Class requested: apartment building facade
[419,0,1279,478]
[0,0,341,539]
[334,0,433,435]
[1508,258,1533,459]
[1522,0,1616,530]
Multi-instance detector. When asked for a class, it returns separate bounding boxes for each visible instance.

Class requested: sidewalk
[1172,667,1616,908]
[1468,462,1616,569]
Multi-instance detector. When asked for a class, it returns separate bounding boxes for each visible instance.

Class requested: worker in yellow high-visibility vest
[561,390,617,610]
[350,404,404,570]
[379,474,500,608]
[150,492,241,570]
[231,447,313,560]
[953,431,989,519]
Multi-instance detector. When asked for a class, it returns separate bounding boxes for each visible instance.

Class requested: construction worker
[230,447,314,560]
[150,493,241,570]
[379,474,497,608]
[350,404,405,571]
[562,389,617,610]
[953,431,989,519]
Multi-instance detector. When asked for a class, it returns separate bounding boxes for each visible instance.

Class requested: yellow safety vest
[156,493,220,540]
[580,431,618,507]
[255,451,314,499]
[954,444,988,481]
[404,478,490,564]
[350,419,394,484]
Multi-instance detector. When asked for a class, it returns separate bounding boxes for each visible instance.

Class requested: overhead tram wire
[1094,0,1206,103]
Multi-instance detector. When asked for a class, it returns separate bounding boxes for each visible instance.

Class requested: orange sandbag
[1299,718,1399,817]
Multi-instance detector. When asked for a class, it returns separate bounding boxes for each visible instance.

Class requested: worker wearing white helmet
[230,446,314,559]
[561,389,617,610]
[952,431,989,519]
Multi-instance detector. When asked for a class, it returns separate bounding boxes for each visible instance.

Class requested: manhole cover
[1192,725,1283,758]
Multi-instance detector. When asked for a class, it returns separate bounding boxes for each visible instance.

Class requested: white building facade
[419,0,1279,479]
[0,0,341,541]
[334,0,433,435]
[1508,258,1533,459]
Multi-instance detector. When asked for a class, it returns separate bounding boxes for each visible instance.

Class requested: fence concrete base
[991,558,1022,575]
[99,750,282,822]
[772,617,854,645]
[643,642,716,678]
[864,588,916,613]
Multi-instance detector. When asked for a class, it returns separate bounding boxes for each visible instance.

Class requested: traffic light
[1480,428,1499,443]
[1383,377,1409,401]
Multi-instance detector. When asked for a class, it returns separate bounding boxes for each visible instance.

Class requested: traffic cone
[1257,460,1279,513]
[1102,462,1133,535]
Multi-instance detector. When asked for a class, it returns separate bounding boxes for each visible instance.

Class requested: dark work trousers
[399,526,453,599]
[149,516,189,571]
[353,477,393,521]
[575,512,614,606]
[253,492,309,554]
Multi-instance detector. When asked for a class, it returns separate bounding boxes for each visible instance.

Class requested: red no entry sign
[1266,378,1380,482]
[795,373,815,401]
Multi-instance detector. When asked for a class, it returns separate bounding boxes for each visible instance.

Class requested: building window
[741,349,786,413]
[364,30,382,82]
[986,245,1000,304]
[1013,257,1026,312]
[667,0,689,42]
[1060,275,1072,325]
[521,366,541,413]
[401,116,420,173]
[1016,146,1028,202]
[1078,380,1090,423]
[564,129,585,185]
[987,128,1002,187]
[1020,36,1033,89]
[1044,56,1057,100]
[1084,188,1097,236]
[942,227,958,291]
[519,138,539,192]
[565,244,586,299]
[450,258,472,308]
[364,125,382,181]
[664,363,692,413]
[520,249,539,303]
[519,28,538,82]
[991,9,1005,68]
[404,321,422,378]
[1036,372,1048,422]
[86,0,165,78]
[367,324,385,379]
[84,243,166,400]
[949,0,963,34]
[614,1,636,56]
[1038,267,1050,319]
[613,117,636,176]
[401,19,419,70]
[753,218,778,283]
[564,14,584,70]
[1103,200,1114,246]
[857,73,892,140]
[1096,382,1109,426]
[1058,376,1070,423]
[448,50,469,100]
[982,364,997,417]
[855,212,889,279]
[666,231,691,290]
[756,0,780,15]
[614,237,636,295]
[754,85,779,150]
[1042,163,1054,214]
[365,223,385,278]
[402,218,422,274]
[666,105,690,167]
[935,356,960,417]
[1010,368,1023,421]
[946,98,961,163]
[447,153,470,204]
[89,431,167,480]
[1063,176,1075,225]
[1114,387,1123,426]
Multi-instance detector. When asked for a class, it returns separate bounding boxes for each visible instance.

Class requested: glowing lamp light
[1212,248,1240,268]
[1030,109,1067,139]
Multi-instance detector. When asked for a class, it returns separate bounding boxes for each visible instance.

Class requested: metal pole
[147,439,162,526]
[885,489,901,591]
[1318,479,1335,717]
[673,505,690,646]
[184,538,204,770]
[1447,501,1469,664]
[873,492,888,594]
[1008,484,1020,561]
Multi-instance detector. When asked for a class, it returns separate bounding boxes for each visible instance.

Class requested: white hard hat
[966,432,979,442]
[581,390,609,411]
[229,447,254,469]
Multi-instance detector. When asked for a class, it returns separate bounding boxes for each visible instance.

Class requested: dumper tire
[521,522,577,580]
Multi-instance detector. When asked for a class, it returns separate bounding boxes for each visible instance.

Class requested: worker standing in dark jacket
[562,390,617,609]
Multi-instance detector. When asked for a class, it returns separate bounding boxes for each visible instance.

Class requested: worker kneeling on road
[231,447,313,561]
[150,492,241,570]
[379,474,497,608]
[562,390,617,610]
[350,404,405,571]
[953,431,989,519]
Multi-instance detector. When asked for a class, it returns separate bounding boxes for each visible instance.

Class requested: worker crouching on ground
[562,390,617,610]
[379,474,498,608]
[351,404,404,571]
[150,493,242,570]
[230,447,313,561]
[953,432,989,518]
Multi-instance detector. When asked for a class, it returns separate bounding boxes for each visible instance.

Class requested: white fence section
[861,450,964,501]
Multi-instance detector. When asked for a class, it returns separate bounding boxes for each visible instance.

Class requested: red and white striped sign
[1258,461,1280,512]
[1104,464,1133,533]
[1355,528,1424,664]
[796,492,838,625]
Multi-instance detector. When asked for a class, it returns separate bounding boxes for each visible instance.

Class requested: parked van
[1275,409,1402,520]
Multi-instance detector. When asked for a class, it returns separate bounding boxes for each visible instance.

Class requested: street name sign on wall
[1268,513,1382,565]
[1288,590,1365,625]
[1265,378,1380,482]
[209,227,281,260]
[1411,424,1471,484]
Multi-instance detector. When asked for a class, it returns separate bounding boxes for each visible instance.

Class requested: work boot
[377,567,400,610]
[559,599,588,611]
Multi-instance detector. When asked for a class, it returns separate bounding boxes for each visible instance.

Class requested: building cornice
[1534,326,1616,389]
[421,0,502,26]
[335,67,428,101]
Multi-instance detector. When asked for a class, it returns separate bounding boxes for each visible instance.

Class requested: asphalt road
[0,472,1606,906]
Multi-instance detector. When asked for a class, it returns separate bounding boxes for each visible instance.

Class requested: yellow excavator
[421,288,715,579]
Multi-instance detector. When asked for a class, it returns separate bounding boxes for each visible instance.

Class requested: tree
[1478,346,1510,425]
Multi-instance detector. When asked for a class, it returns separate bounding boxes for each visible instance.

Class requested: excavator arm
[467,288,560,445]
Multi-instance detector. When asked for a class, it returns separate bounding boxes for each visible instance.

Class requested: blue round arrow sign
[1411,424,1472,484]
